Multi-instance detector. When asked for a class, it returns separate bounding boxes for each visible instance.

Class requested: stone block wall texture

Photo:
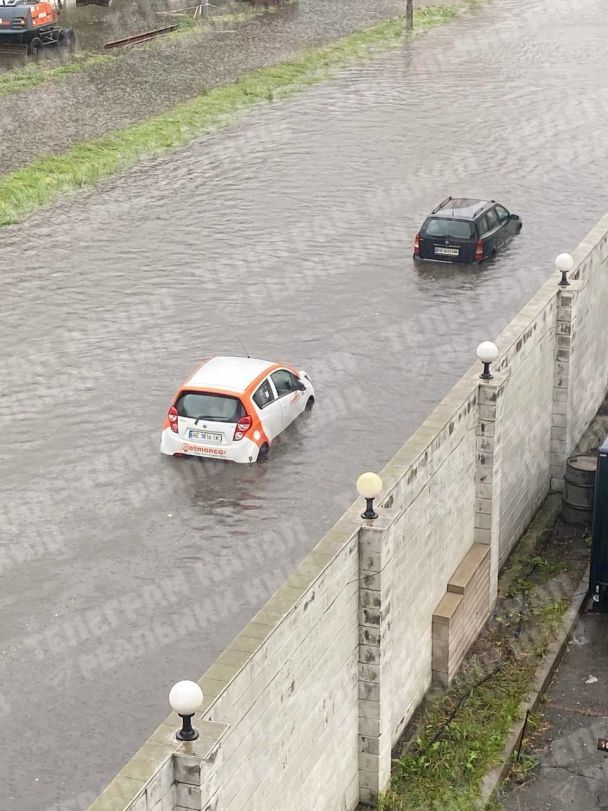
[90,215,608,811]
[382,380,479,743]
[566,226,608,449]
[493,293,557,567]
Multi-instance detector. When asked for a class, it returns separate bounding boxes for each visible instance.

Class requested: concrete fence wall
[90,214,608,811]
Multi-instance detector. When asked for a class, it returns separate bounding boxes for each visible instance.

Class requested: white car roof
[186,356,276,394]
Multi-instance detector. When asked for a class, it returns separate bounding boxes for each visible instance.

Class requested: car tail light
[414,233,420,256]
[168,406,178,434]
[233,415,252,442]
[475,240,484,261]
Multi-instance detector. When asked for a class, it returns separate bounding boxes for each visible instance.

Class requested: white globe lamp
[169,680,203,741]
[477,341,498,380]
[357,472,383,520]
[556,253,574,286]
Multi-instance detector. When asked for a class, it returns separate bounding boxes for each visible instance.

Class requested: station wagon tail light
[414,233,420,256]
[168,406,179,433]
[475,240,484,260]
[234,415,252,441]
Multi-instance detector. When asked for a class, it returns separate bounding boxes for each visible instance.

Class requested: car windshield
[423,218,474,240]
[175,391,245,423]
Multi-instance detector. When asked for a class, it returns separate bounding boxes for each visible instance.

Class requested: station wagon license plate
[188,429,222,444]
[434,246,460,256]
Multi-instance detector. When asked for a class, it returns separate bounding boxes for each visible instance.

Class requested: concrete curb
[480,565,591,807]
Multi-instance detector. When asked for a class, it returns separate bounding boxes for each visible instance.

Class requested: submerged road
[2,0,608,806]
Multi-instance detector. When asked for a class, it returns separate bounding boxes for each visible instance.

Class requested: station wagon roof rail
[473,200,496,218]
[432,196,453,214]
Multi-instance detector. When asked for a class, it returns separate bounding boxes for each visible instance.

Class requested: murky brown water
[1,0,608,807]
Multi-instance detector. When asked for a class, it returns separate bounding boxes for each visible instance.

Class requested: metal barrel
[562,454,597,526]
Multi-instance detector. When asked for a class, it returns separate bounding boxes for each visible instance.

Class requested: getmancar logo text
[181,444,227,456]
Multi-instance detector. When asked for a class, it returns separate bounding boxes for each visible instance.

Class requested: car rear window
[175,391,245,423]
[422,218,475,240]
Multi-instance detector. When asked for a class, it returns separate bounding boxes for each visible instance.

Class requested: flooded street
[0,0,185,70]
[59,0,203,51]
[1,0,608,806]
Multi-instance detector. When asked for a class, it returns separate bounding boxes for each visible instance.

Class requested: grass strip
[378,652,558,811]
[0,53,110,97]
[0,5,460,226]
[378,515,586,811]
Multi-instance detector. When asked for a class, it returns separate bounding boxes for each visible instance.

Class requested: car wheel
[257,443,269,462]
[28,37,43,57]
[58,29,76,51]
[517,222,522,233]
[305,396,315,411]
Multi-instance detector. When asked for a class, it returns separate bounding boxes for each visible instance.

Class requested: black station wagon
[413,197,522,264]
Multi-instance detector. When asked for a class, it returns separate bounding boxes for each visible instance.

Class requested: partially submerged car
[413,197,522,264]
[160,356,314,463]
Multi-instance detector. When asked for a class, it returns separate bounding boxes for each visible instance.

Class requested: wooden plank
[104,25,178,49]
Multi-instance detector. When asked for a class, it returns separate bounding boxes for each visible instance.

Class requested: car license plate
[188,430,222,444]
[435,246,460,256]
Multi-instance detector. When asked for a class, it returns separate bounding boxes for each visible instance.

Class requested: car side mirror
[296,381,306,391]
[509,213,518,220]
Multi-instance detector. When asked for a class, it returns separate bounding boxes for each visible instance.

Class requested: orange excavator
[0,0,110,56]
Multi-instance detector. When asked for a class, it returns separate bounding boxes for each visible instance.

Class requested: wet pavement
[500,610,608,811]
[0,0,454,175]
[2,0,608,807]
[498,414,608,811]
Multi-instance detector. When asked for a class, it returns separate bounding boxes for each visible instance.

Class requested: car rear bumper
[160,428,259,463]
[414,255,478,265]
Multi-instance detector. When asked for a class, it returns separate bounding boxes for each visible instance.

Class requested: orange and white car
[160,356,315,463]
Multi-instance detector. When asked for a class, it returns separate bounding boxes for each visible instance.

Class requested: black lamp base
[361,497,378,520]
[177,729,199,741]
[479,362,493,381]
[176,714,199,741]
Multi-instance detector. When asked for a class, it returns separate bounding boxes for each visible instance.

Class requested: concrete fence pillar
[357,508,399,807]
[173,721,228,811]
[475,372,508,605]
[551,281,583,491]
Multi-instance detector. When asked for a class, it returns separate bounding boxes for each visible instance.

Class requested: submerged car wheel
[305,396,315,411]
[257,443,269,462]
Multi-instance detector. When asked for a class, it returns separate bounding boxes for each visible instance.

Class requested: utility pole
[405,0,413,31]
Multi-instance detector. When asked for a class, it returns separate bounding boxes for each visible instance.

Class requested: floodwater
[0,0,185,69]
[1,0,608,806]
[0,0,280,60]
[59,0,199,51]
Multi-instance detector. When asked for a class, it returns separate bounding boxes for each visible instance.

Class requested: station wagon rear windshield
[423,217,475,240]
[175,391,245,423]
